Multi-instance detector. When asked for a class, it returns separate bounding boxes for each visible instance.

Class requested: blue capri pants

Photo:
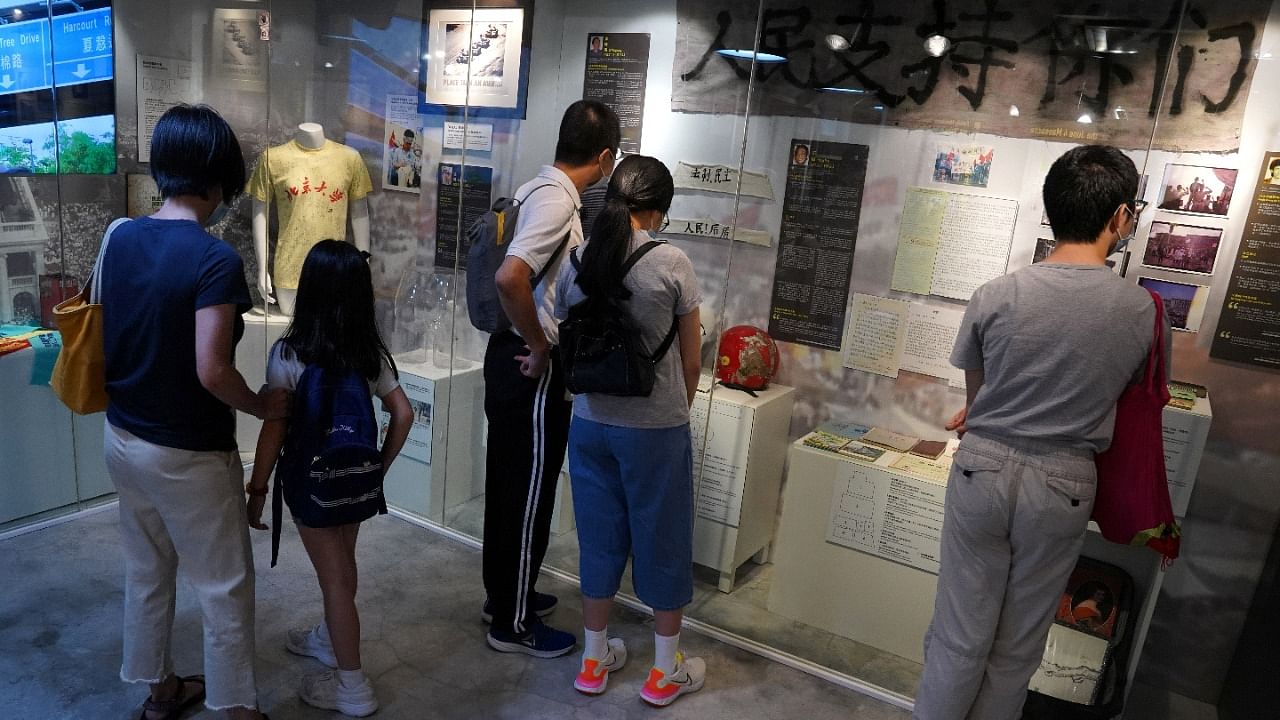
[568,415,694,611]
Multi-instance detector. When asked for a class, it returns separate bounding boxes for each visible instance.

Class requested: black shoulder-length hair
[150,104,246,202]
[576,154,674,300]
[281,240,397,382]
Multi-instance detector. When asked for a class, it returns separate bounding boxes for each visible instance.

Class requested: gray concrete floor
[0,506,911,719]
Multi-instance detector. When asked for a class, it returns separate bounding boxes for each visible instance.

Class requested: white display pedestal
[0,344,111,525]
[380,355,486,523]
[770,402,1211,695]
[234,308,290,460]
[690,381,795,593]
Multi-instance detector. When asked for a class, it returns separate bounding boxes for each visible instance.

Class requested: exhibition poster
[583,33,650,155]
[844,292,965,387]
[380,376,434,465]
[434,163,493,271]
[136,55,194,164]
[1211,151,1280,368]
[890,187,1017,301]
[767,140,869,350]
[383,95,423,193]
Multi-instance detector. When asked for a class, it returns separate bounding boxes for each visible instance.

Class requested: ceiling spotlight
[12,8,21,17]
[1009,105,1020,117]
[716,49,788,63]
[323,61,334,68]
[924,34,951,57]
[872,104,885,111]
[1114,106,1127,120]
[817,86,867,94]
[1077,113,1093,124]
[826,34,851,52]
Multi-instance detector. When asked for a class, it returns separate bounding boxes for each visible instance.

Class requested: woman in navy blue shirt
[100,104,287,720]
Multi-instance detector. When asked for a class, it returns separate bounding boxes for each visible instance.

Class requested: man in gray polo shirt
[481,100,620,658]
[914,145,1169,720]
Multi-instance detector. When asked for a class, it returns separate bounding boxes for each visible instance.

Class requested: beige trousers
[104,421,258,711]
[914,432,1096,720]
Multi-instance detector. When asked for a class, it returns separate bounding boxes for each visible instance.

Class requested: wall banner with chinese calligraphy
[767,140,869,350]
[1210,151,1280,369]
[434,163,494,271]
[583,33,650,155]
[672,0,1268,152]
[674,161,775,200]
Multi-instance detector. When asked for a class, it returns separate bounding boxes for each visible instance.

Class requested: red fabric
[1092,291,1180,562]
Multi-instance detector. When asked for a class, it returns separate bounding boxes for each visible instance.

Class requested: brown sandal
[137,675,205,720]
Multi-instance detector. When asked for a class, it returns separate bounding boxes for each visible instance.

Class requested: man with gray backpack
[467,100,620,657]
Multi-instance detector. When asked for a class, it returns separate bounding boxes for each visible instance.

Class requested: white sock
[583,627,608,660]
[316,620,331,644]
[337,668,367,689]
[654,632,680,674]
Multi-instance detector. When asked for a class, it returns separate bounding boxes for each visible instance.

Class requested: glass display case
[5,0,1280,712]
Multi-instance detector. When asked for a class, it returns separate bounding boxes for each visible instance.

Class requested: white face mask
[203,202,230,227]
[1111,206,1137,255]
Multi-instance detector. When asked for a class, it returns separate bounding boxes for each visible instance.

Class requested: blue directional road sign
[51,7,113,88]
[0,17,52,97]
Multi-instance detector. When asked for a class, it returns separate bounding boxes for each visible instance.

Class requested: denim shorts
[568,416,694,611]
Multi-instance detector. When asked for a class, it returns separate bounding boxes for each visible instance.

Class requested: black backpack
[558,241,678,397]
[465,183,571,333]
[271,363,386,567]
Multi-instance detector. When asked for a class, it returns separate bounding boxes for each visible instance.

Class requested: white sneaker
[640,653,706,707]
[286,625,338,668]
[573,638,628,695]
[299,669,379,717]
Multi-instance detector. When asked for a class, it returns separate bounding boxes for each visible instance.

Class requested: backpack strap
[517,182,575,290]
[619,241,681,364]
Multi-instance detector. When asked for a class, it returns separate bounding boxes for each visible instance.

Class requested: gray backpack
[466,183,571,333]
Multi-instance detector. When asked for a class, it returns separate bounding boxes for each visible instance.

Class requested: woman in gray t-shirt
[553,156,706,705]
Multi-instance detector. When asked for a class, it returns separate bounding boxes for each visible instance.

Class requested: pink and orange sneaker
[574,638,628,695]
[640,653,705,707]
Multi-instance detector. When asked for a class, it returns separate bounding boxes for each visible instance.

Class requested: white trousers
[104,421,258,711]
[914,432,1096,720]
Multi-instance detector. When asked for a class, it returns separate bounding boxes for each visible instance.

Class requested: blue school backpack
[271,363,386,567]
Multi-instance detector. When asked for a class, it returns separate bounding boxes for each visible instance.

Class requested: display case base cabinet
[690,383,795,593]
[380,359,485,524]
[769,443,1182,700]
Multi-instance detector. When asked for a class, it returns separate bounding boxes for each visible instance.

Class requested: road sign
[51,7,112,87]
[0,16,51,97]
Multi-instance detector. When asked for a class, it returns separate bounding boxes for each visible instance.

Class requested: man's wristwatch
[245,482,268,497]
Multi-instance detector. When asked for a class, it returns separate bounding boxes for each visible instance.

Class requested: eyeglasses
[659,214,670,232]
[1130,199,1149,214]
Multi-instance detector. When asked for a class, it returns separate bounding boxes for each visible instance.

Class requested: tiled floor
[0,506,911,719]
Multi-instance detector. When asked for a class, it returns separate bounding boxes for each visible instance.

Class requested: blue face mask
[203,202,230,227]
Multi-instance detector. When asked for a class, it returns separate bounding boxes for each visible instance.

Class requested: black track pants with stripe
[481,330,573,635]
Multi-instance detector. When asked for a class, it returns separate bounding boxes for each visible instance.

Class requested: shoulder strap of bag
[517,182,574,289]
[618,241,681,363]
[88,218,130,304]
[1141,290,1167,390]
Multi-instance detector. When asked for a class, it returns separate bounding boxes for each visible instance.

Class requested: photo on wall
[1142,222,1223,275]
[1157,164,1237,217]
[1138,276,1211,333]
[932,144,994,188]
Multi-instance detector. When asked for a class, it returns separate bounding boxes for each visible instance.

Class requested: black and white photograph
[420,4,531,117]
[1142,222,1223,275]
[1158,164,1237,217]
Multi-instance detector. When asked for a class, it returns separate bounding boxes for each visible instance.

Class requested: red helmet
[715,325,779,391]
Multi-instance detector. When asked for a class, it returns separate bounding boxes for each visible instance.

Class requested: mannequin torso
[250,123,372,314]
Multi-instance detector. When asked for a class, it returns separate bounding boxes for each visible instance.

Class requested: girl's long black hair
[281,240,397,381]
[576,155,674,300]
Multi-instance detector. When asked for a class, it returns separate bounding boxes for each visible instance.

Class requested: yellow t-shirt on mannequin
[247,139,373,289]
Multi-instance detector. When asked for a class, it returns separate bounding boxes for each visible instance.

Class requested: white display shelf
[690,380,796,593]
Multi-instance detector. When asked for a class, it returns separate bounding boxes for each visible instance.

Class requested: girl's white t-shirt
[265,340,399,398]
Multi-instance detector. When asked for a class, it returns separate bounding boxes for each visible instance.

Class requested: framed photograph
[1032,237,1055,264]
[1142,222,1223,275]
[419,2,533,118]
[1157,164,1237,217]
[211,9,267,92]
[1137,276,1211,333]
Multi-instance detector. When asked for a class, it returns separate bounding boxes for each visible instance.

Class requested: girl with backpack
[247,240,413,717]
[552,155,706,706]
